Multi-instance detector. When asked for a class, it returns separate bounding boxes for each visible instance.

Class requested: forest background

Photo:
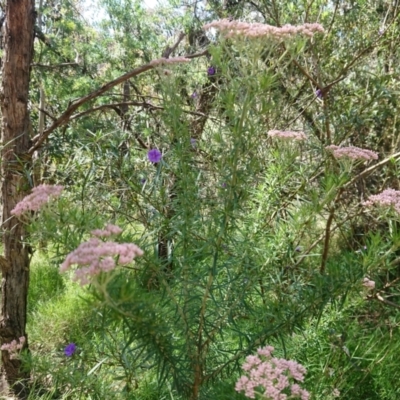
[1,0,400,399]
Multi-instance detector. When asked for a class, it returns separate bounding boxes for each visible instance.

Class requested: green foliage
[19,0,400,399]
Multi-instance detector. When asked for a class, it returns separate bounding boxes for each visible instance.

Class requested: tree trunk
[0,0,35,397]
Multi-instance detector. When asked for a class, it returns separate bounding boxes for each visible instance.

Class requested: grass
[23,245,400,399]
[26,251,171,399]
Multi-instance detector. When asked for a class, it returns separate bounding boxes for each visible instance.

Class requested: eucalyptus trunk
[0,0,35,397]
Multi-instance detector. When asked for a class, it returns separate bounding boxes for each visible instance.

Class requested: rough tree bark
[0,0,35,397]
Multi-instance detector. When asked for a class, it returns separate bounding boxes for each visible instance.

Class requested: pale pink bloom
[301,390,310,400]
[150,56,191,67]
[243,355,262,371]
[204,19,324,40]
[276,374,289,390]
[258,346,274,358]
[362,277,375,290]
[1,336,25,360]
[60,236,144,285]
[325,145,378,161]
[91,224,123,237]
[291,384,301,396]
[268,130,307,141]
[235,346,309,400]
[11,184,63,216]
[332,388,340,397]
[235,376,255,398]
[364,188,400,214]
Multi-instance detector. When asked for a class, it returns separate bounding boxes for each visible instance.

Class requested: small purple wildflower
[316,89,323,99]
[190,138,197,148]
[378,28,384,36]
[64,343,76,357]
[191,91,198,98]
[148,149,162,163]
[207,66,216,76]
[295,246,302,252]
[140,178,146,185]
[221,182,227,188]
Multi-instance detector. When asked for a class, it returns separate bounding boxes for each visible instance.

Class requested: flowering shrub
[203,19,324,39]
[18,4,400,399]
[325,145,378,161]
[60,225,144,285]
[11,184,63,216]
[267,130,307,141]
[364,189,400,214]
[91,224,123,237]
[1,336,26,360]
[236,346,309,400]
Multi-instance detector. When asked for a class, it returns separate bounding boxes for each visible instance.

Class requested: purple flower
[140,178,146,185]
[295,246,302,252]
[64,343,76,357]
[316,89,323,99]
[221,182,226,188]
[191,91,198,98]
[207,66,216,76]
[148,149,162,163]
[190,138,197,147]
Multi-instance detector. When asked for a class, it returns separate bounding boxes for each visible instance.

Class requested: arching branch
[27,49,209,155]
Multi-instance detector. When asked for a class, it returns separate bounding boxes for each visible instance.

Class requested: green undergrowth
[24,244,400,399]
[285,283,400,400]
[26,251,174,399]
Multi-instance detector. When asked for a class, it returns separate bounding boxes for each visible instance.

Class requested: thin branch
[289,9,400,99]
[327,0,339,35]
[344,151,400,189]
[69,101,213,122]
[293,208,365,269]
[32,62,79,69]
[36,107,56,121]
[320,209,335,274]
[162,32,186,58]
[291,59,319,87]
[27,50,208,155]
[367,293,400,309]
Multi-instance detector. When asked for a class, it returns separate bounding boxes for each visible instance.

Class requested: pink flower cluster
[203,19,324,39]
[268,130,307,141]
[364,189,400,214]
[235,346,309,400]
[1,336,26,360]
[11,184,63,216]
[362,277,375,290]
[60,225,144,285]
[91,224,123,237]
[325,145,378,161]
[150,56,191,67]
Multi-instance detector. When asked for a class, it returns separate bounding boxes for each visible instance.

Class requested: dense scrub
[2,0,400,399]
